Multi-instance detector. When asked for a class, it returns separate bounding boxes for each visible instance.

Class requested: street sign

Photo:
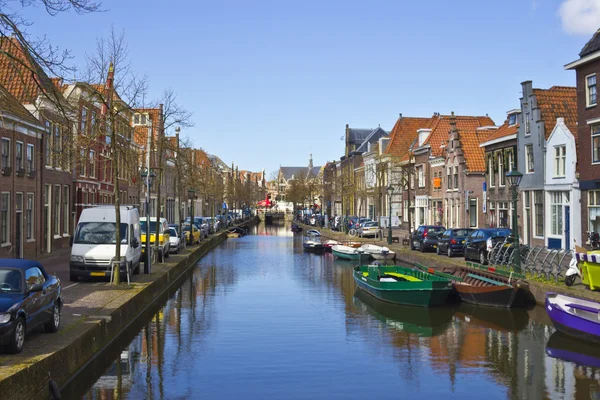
[483,181,487,214]
[222,202,227,209]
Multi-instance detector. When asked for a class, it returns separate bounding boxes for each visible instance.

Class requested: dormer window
[508,114,517,125]
[133,113,149,126]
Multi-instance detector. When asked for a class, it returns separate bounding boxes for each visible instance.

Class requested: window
[590,191,600,233]
[133,114,140,125]
[80,149,86,176]
[141,114,147,124]
[26,193,33,240]
[1,192,9,244]
[417,165,424,188]
[80,107,88,134]
[550,192,563,236]
[525,113,530,135]
[593,125,600,163]
[534,191,544,237]
[526,144,534,173]
[554,145,566,177]
[508,149,514,171]
[44,120,52,166]
[26,144,34,173]
[489,155,495,187]
[63,186,69,235]
[91,111,97,135]
[447,167,452,190]
[508,113,517,125]
[54,185,61,235]
[1,138,10,170]
[453,166,458,189]
[587,74,597,107]
[53,124,60,167]
[15,141,23,171]
[89,150,96,178]
[469,198,477,228]
[498,152,505,187]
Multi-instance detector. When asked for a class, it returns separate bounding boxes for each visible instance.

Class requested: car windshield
[364,222,378,227]
[0,268,22,293]
[183,225,194,232]
[454,229,472,236]
[140,221,159,234]
[169,228,177,236]
[74,222,128,244]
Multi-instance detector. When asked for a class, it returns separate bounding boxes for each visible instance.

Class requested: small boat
[546,293,600,343]
[332,244,369,261]
[415,264,528,308]
[353,264,453,307]
[291,223,302,232]
[341,241,362,248]
[228,226,247,236]
[227,232,241,238]
[358,244,396,261]
[323,240,339,252]
[306,229,321,236]
[303,233,324,253]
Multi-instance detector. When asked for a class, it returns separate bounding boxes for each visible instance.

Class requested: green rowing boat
[353,265,453,307]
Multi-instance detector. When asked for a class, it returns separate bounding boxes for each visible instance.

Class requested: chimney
[399,113,403,119]
[450,111,460,140]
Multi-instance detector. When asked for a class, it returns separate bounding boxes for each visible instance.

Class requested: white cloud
[558,0,600,35]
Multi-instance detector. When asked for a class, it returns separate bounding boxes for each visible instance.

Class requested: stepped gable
[531,86,577,140]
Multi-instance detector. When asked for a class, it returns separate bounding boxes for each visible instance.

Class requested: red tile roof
[384,116,435,161]
[532,86,577,139]
[482,120,519,143]
[0,83,42,126]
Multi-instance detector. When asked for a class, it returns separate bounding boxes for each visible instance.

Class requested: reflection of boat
[546,331,600,368]
[546,293,600,343]
[303,233,323,253]
[353,265,452,307]
[227,232,241,238]
[228,226,247,236]
[323,240,339,252]
[291,223,302,232]
[358,244,396,261]
[353,288,454,337]
[454,302,529,332]
[332,245,369,260]
[415,264,528,308]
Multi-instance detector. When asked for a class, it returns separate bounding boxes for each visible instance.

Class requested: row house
[0,36,73,255]
[517,83,578,249]
[0,84,45,258]
[566,29,600,248]
[480,110,519,230]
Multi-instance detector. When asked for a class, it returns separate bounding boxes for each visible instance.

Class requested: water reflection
[73,222,600,400]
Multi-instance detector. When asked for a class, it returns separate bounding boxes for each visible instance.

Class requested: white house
[544,118,581,250]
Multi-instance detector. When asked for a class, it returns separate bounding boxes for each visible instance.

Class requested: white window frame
[550,192,564,237]
[1,138,10,170]
[469,198,478,228]
[526,144,534,173]
[80,149,86,176]
[498,152,506,187]
[453,165,459,190]
[15,141,23,171]
[533,190,544,239]
[589,191,600,233]
[592,124,600,164]
[525,113,530,135]
[26,193,34,241]
[54,184,61,237]
[26,143,34,173]
[446,167,452,191]
[81,107,88,135]
[89,150,96,178]
[63,185,69,236]
[587,73,597,108]
[44,120,52,166]
[554,145,566,178]
[508,150,514,171]
[0,192,9,246]
[489,155,495,187]
[417,165,424,188]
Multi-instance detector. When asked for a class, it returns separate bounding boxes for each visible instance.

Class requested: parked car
[168,225,182,253]
[0,259,62,354]
[436,228,474,257]
[464,228,512,264]
[359,221,379,238]
[140,217,171,262]
[70,206,142,282]
[183,223,201,244]
[410,225,446,252]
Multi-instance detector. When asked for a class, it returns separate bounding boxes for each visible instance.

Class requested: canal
[63,223,600,399]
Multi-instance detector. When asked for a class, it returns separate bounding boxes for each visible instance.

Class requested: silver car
[168,227,182,253]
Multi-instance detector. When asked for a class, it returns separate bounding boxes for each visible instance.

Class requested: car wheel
[479,250,487,265]
[8,317,25,354]
[45,303,61,333]
[410,241,415,251]
[447,247,453,257]
[420,241,426,253]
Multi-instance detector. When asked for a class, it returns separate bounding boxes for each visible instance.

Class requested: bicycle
[349,228,358,237]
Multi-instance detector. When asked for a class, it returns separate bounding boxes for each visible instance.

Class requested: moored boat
[546,293,600,343]
[291,223,302,232]
[303,233,324,253]
[358,244,396,261]
[415,264,528,308]
[227,231,241,238]
[353,264,452,307]
[332,245,369,261]
[323,240,339,252]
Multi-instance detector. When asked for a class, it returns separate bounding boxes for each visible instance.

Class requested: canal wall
[1,217,258,400]
[298,222,600,307]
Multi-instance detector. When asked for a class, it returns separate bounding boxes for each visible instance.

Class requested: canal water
[64,223,600,399]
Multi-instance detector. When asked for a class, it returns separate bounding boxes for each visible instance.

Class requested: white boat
[306,229,321,236]
[358,244,396,261]
[332,244,369,260]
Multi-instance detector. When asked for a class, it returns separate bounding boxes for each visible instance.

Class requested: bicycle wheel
[349,228,357,237]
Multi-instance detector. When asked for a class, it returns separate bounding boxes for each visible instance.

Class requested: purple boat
[546,292,600,343]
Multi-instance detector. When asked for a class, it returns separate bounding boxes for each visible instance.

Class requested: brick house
[0,84,45,258]
[479,110,519,229]
[565,29,600,246]
[0,36,73,255]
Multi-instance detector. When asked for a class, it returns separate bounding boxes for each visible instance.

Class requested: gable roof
[347,128,372,144]
[532,86,577,139]
[0,83,42,126]
[280,166,308,181]
[580,29,600,58]
[481,120,518,144]
[355,127,388,153]
[384,116,436,161]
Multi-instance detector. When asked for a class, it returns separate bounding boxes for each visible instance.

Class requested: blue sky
[20,0,600,178]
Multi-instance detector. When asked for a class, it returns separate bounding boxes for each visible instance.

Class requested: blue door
[565,205,570,250]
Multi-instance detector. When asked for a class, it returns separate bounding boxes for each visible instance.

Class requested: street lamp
[387,185,395,245]
[506,168,523,273]
[188,188,196,246]
[141,168,156,274]
[319,195,324,227]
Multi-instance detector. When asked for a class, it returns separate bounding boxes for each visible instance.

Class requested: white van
[69,206,142,282]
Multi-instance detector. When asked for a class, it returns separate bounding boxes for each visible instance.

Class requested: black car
[464,228,512,264]
[436,228,474,257]
[0,259,62,354]
[410,225,446,252]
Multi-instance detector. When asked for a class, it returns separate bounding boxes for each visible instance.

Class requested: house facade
[566,30,600,246]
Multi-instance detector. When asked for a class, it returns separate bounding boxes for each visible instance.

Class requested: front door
[565,205,571,250]
[15,211,22,258]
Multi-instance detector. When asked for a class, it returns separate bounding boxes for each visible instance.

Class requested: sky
[17,0,600,179]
